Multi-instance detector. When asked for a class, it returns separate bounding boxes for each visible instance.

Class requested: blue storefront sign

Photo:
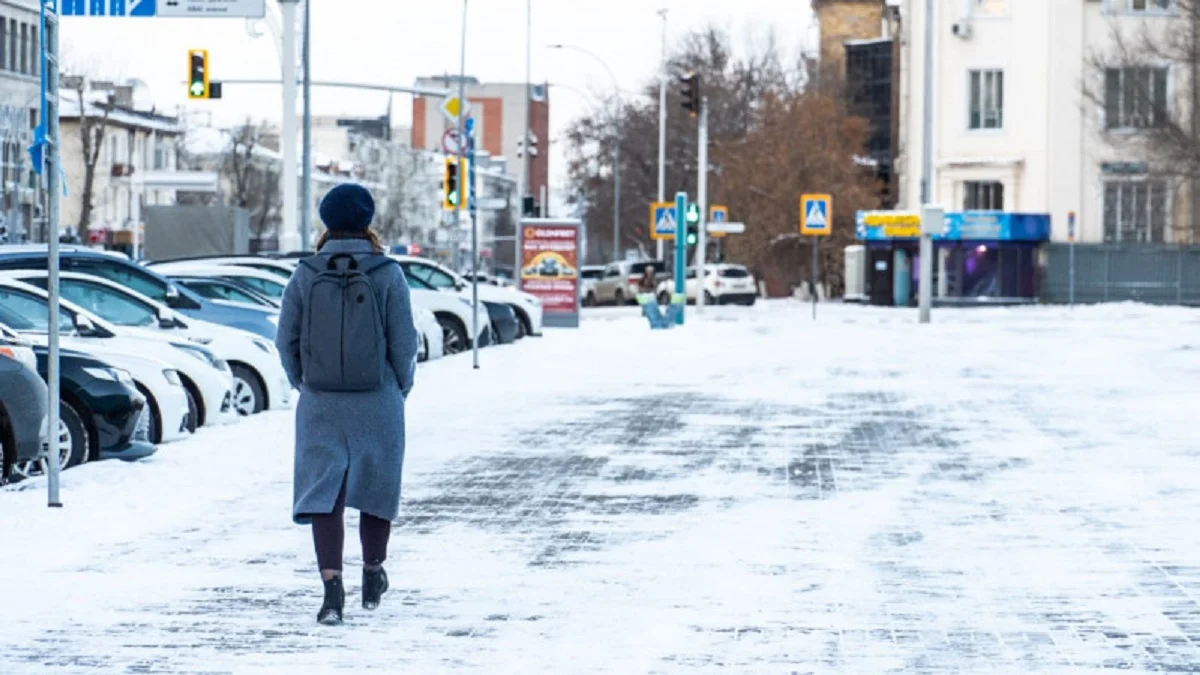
[856,211,1050,242]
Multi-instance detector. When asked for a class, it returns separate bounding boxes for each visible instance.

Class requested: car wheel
[614,289,625,306]
[437,315,468,356]
[514,310,528,339]
[184,389,199,434]
[704,291,717,305]
[230,364,266,416]
[26,401,89,477]
[583,292,597,308]
[418,336,429,362]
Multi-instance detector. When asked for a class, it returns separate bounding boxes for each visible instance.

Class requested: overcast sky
[62,0,816,194]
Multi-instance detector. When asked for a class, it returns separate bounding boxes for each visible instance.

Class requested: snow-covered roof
[183,126,283,161]
[58,96,183,134]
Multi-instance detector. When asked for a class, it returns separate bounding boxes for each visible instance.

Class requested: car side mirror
[74,314,97,335]
[156,308,177,329]
[165,285,181,306]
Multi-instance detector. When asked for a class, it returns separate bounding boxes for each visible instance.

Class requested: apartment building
[0,0,42,241]
[897,0,1191,243]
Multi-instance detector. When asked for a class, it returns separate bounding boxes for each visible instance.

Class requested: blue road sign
[710,205,728,223]
[64,0,155,16]
[801,193,832,236]
[651,202,676,240]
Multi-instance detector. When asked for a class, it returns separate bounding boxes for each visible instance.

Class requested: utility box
[844,244,867,303]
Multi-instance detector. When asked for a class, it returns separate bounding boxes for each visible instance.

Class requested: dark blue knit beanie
[319,183,375,232]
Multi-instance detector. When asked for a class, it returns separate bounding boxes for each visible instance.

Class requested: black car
[32,346,156,471]
[0,326,46,481]
[482,301,520,345]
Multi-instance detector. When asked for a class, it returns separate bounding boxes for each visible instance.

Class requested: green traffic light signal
[686,203,699,224]
[686,230,698,246]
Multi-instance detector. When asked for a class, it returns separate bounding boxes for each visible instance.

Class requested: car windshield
[180,280,271,306]
[70,258,169,302]
[0,288,74,333]
[631,262,665,276]
[403,262,459,289]
[21,277,158,327]
[241,264,293,280]
[403,273,435,291]
[224,274,285,298]
[581,269,605,280]
[720,267,751,278]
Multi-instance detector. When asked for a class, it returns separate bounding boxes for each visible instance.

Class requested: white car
[655,264,758,306]
[150,263,289,304]
[0,278,238,430]
[25,334,193,444]
[148,256,296,281]
[1,271,293,416]
[393,256,544,338]
[413,306,444,361]
[579,265,606,307]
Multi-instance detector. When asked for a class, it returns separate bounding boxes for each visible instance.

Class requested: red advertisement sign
[519,223,579,315]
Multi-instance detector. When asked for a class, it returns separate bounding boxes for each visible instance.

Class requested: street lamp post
[548,44,622,261]
[277,0,300,252]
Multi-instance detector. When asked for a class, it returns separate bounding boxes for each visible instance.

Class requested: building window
[18,23,25,74]
[0,20,7,71]
[30,25,36,78]
[964,181,1005,210]
[972,0,1008,16]
[969,69,1004,130]
[1105,67,1168,129]
[8,20,16,74]
[1103,180,1168,242]
[1120,0,1171,12]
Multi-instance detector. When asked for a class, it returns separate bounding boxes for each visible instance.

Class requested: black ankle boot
[362,567,389,610]
[318,576,345,625]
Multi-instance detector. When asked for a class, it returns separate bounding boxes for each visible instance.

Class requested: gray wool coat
[276,238,420,524]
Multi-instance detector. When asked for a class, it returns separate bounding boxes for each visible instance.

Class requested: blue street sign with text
[63,0,155,16]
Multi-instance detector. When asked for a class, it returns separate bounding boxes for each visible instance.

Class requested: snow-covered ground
[2,301,1199,673]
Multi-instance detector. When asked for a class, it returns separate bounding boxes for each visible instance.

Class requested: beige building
[813,0,888,76]
[59,84,182,239]
[897,0,1193,243]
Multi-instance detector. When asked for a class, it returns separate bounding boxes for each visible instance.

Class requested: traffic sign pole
[1068,210,1076,306]
[800,194,832,321]
[811,238,819,321]
[695,97,709,312]
[673,191,687,325]
[39,0,63,508]
[918,204,943,325]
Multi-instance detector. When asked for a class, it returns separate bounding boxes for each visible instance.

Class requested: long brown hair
[316,229,386,253]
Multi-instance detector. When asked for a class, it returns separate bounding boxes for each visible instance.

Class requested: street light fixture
[547,43,623,262]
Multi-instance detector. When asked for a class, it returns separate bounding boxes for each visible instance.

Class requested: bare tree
[223,120,281,239]
[1086,2,1200,241]
[70,76,112,239]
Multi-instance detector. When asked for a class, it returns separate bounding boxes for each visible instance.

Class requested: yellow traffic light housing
[443,157,462,211]
[680,72,700,118]
[188,49,209,100]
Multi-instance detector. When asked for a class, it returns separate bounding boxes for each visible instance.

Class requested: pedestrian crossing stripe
[650,202,677,240]
[806,202,826,227]
[800,194,832,236]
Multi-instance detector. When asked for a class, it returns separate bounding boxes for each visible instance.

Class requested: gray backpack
[298,253,395,392]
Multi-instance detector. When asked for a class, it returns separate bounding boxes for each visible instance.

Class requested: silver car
[591,260,666,306]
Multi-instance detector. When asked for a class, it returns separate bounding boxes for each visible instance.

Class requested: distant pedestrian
[275,183,420,626]
[637,265,657,295]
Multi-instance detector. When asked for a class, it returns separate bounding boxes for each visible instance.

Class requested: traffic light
[188,49,209,100]
[685,203,700,245]
[443,157,461,211]
[680,72,701,118]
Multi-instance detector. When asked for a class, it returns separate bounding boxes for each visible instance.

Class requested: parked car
[4,271,291,417]
[150,263,289,303]
[0,324,47,482]
[0,279,237,430]
[592,260,666,305]
[413,306,444,362]
[398,271,492,355]
[393,255,544,338]
[460,272,512,288]
[173,276,280,309]
[656,264,758,306]
[0,246,280,339]
[580,265,606,307]
[147,256,296,281]
[482,301,520,345]
[31,344,156,469]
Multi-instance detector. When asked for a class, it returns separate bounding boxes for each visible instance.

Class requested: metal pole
[126,130,136,259]
[524,0,532,210]
[612,114,621,260]
[656,4,667,262]
[920,0,934,205]
[456,0,475,365]
[467,117,479,370]
[695,97,708,311]
[540,184,548,218]
[279,0,299,252]
[919,204,940,324]
[673,191,686,325]
[301,0,312,252]
[42,0,62,507]
[1068,210,1076,305]
[811,238,818,321]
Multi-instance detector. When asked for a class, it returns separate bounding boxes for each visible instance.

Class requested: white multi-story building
[0,0,42,242]
[898,0,1191,243]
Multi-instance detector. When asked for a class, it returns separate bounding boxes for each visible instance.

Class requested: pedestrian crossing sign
[801,194,832,236]
[651,202,677,240]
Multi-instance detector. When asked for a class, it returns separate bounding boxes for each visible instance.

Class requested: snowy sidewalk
[2,302,1199,673]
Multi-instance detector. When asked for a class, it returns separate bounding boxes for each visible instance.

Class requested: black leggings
[311,481,392,572]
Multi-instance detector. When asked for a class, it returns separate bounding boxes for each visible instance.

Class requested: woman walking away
[276,183,420,626]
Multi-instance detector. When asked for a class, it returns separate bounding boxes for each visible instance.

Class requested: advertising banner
[519,219,582,328]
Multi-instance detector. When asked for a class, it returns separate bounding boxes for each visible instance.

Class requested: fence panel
[1043,244,1200,306]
